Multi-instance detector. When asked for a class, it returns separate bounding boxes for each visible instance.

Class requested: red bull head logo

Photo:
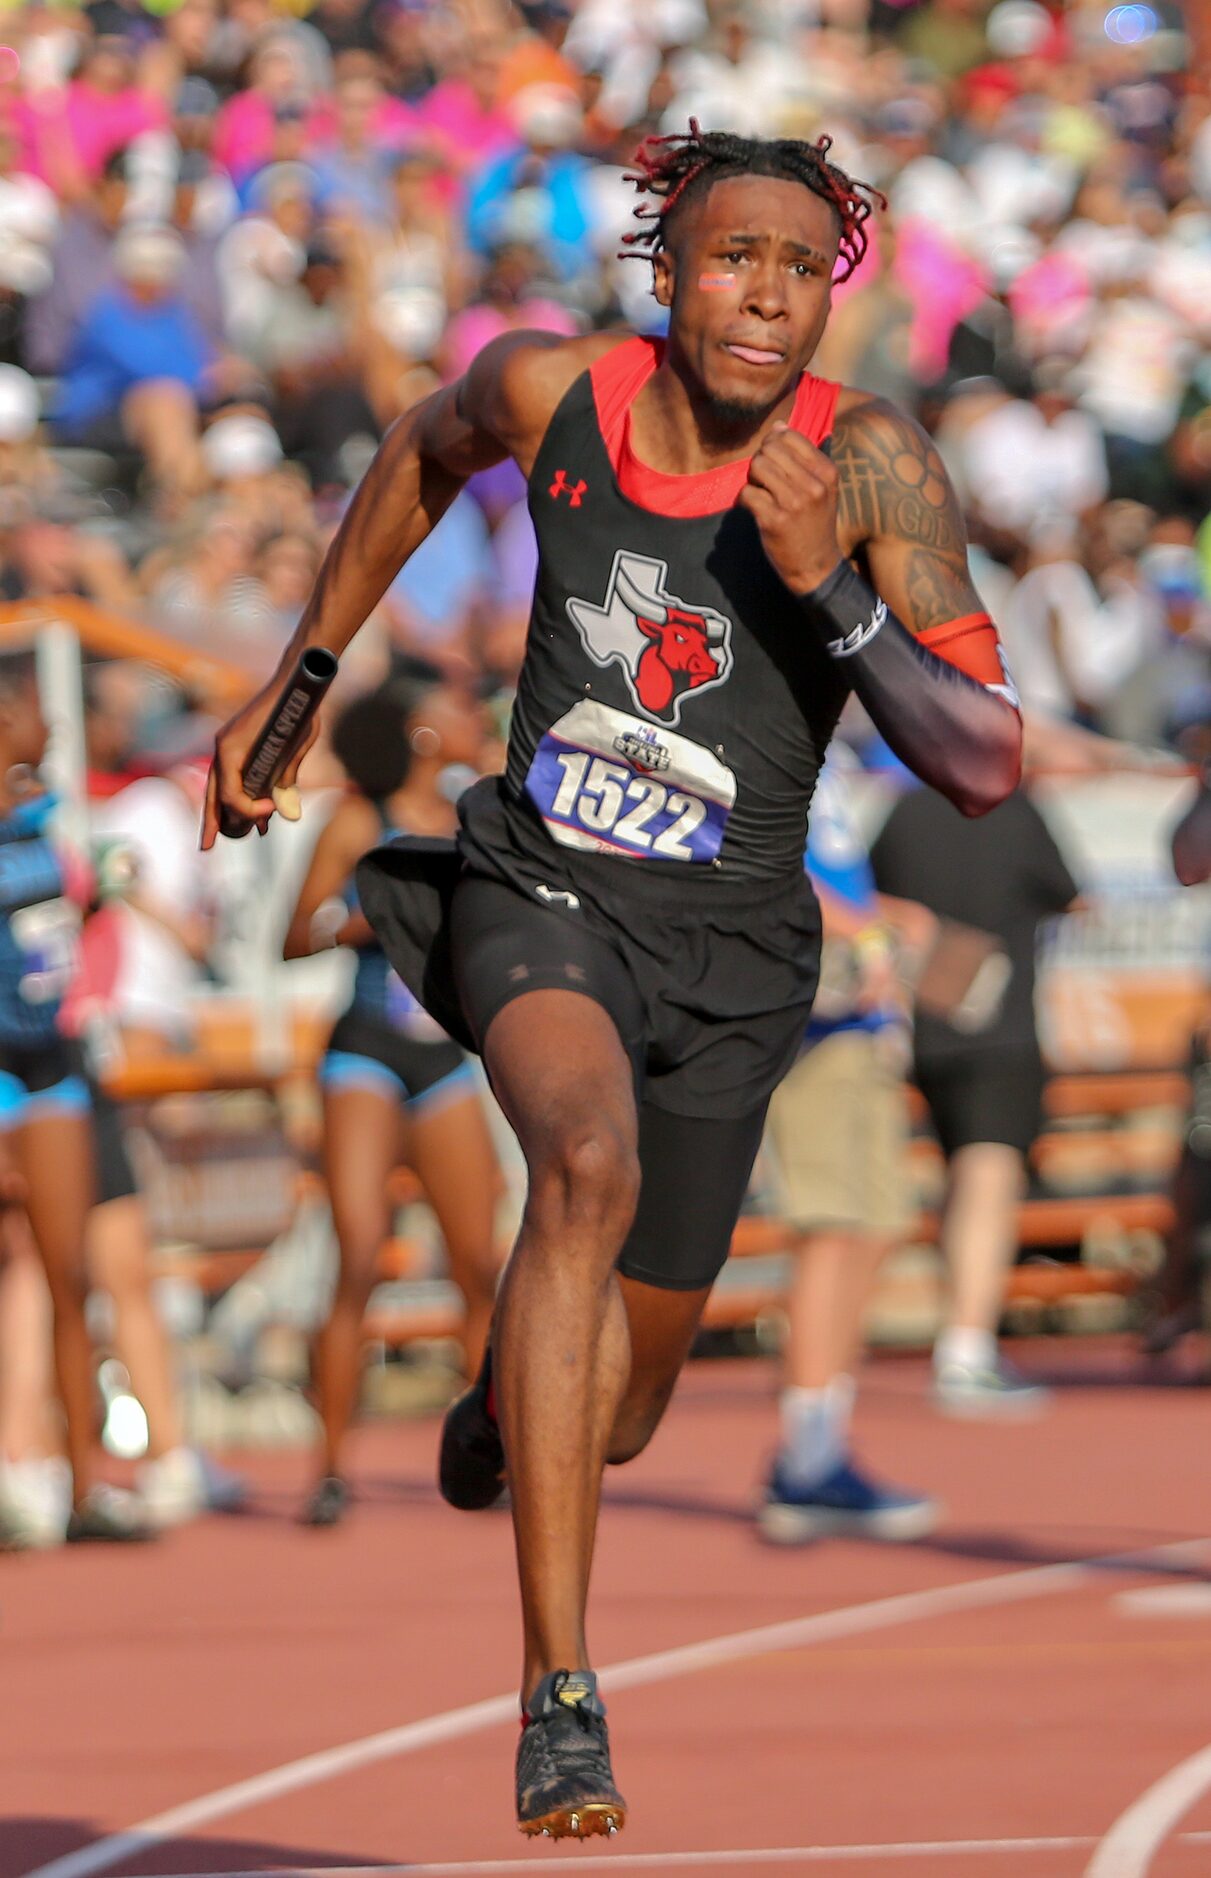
[566,551,733,727]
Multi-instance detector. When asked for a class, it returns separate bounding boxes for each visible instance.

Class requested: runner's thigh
[449,874,646,1090]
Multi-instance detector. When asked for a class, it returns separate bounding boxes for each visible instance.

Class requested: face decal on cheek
[697,272,736,290]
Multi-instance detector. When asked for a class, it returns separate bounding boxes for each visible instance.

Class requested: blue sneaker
[758,1456,941,1545]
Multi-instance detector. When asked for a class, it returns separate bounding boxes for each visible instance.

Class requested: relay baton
[218,646,339,838]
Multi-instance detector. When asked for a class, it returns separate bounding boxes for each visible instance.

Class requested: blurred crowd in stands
[0,0,1209,1545]
[0,0,1207,753]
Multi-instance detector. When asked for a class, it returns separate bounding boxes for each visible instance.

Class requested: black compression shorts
[449,874,770,1290]
[454,782,822,1120]
[915,1049,1046,1159]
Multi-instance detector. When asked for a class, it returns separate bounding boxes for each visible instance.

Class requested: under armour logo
[536,883,580,909]
[549,470,586,507]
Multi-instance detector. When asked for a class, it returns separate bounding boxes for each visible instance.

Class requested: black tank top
[497,338,848,883]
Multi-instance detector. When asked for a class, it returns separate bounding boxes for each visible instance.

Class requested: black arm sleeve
[799,561,1022,818]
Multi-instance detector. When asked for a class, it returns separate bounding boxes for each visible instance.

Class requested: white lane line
[117,1839,1099,1875]
[93,1837,1211,1878]
[22,1537,1209,1878]
[1085,1737,1211,1877]
[1114,1586,1211,1617]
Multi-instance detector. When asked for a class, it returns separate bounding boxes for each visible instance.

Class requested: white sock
[935,1327,997,1374]
[778,1375,855,1489]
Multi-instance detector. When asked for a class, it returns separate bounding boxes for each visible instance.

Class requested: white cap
[250,161,316,210]
[972,226,1042,289]
[372,288,446,360]
[113,222,187,286]
[986,0,1052,57]
[202,413,284,480]
[0,238,54,297]
[0,365,39,445]
[509,83,583,149]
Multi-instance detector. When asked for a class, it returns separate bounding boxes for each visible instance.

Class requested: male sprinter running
[206,126,1022,1840]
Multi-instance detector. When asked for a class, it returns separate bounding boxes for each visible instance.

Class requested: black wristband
[797,559,889,660]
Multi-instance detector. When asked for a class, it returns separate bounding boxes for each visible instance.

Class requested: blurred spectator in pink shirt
[418,41,517,184]
[15,35,166,203]
[893,219,989,384]
[441,241,579,381]
[306,50,417,151]
[1008,247,1092,362]
[212,35,315,189]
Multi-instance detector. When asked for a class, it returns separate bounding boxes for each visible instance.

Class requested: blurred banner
[1035,773,1209,1070]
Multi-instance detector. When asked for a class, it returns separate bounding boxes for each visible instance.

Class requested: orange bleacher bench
[106,1022,1187,1349]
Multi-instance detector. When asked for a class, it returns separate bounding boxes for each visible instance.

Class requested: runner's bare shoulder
[456,329,634,476]
[830,387,929,456]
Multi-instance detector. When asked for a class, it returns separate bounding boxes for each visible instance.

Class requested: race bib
[524,701,737,864]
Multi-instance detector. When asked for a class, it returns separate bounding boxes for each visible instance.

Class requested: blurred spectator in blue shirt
[466,85,593,281]
[27,143,230,376]
[51,223,211,499]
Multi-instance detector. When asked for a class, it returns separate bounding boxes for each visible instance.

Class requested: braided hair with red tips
[621,122,884,283]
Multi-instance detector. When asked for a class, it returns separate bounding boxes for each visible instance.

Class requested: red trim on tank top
[588,336,840,520]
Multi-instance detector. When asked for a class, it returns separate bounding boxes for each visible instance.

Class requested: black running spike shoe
[516,1669,626,1840]
[438,1345,506,1510]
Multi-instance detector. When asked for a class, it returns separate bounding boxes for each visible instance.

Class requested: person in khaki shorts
[759,750,940,1544]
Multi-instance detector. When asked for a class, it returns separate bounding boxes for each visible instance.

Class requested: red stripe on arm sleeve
[920,614,1020,709]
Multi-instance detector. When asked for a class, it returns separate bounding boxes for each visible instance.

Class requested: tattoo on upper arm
[903,546,979,627]
[833,398,978,631]
[834,399,962,554]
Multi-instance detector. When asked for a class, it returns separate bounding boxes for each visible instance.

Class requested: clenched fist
[736,423,842,596]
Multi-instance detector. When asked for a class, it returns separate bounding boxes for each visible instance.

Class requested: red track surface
[3,1338,1211,1878]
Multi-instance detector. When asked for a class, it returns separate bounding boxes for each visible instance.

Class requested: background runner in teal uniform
[0,650,149,1541]
[282,669,501,1530]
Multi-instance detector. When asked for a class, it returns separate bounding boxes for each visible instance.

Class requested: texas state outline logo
[565,551,734,728]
